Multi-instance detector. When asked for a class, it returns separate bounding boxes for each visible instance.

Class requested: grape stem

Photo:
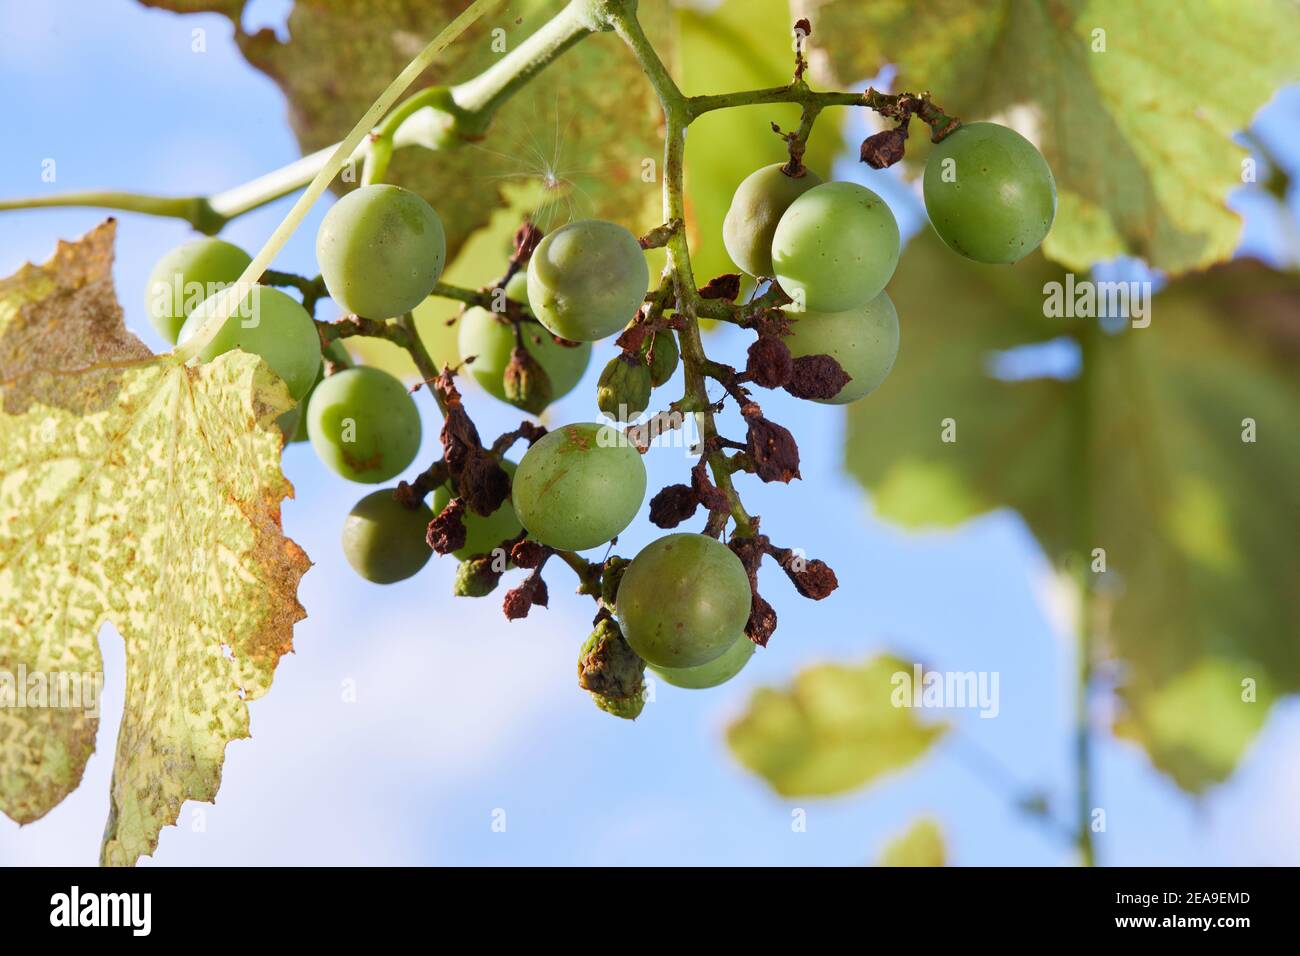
[609,6,759,538]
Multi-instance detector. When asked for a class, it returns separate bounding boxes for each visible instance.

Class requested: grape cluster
[147,112,1053,719]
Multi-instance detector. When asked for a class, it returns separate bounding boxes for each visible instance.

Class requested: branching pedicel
[9,0,1056,718]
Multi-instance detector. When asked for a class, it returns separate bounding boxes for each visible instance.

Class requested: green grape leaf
[802,0,1300,274]
[0,222,309,865]
[727,655,946,797]
[678,0,845,283]
[138,0,668,262]
[878,817,946,866]
[846,232,1300,791]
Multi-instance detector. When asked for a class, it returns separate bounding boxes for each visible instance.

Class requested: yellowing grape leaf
[677,0,845,283]
[727,655,946,796]
[845,232,1300,791]
[139,0,669,262]
[801,0,1300,274]
[0,222,309,865]
[878,817,946,867]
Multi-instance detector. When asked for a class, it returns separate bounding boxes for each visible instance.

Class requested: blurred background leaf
[845,234,1300,791]
[800,0,1300,274]
[878,817,946,866]
[727,655,946,796]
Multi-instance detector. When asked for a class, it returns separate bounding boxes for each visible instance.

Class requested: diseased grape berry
[526,219,649,342]
[306,365,421,483]
[316,183,446,319]
[616,533,752,669]
[784,291,899,404]
[596,353,651,422]
[771,181,900,313]
[650,634,755,689]
[341,490,434,584]
[284,340,351,443]
[431,460,523,560]
[923,122,1056,264]
[178,285,322,401]
[145,238,252,344]
[458,274,590,410]
[722,163,822,277]
[512,422,646,551]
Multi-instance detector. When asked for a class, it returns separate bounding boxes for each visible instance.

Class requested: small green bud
[578,618,646,719]
[503,345,554,415]
[597,353,652,421]
[642,331,679,387]
[454,556,502,597]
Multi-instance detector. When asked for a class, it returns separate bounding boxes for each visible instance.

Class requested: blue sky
[1,0,1297,866]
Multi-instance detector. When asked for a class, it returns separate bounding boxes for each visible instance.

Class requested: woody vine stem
[3,0,1094,862]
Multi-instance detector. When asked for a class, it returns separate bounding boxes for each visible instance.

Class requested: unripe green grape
[527,220,649,342]
[650,634,755,689]
[512,423,646,551]
[642,330,678,387]
[923,122,1056,264]
[432,460,523,560]
[785,292,900,404]
[722,163,822,277]
[617,533,752,669]
[458,283,591,409]
[341,490,433,584]
[316,184,446,319]
[306,366,421,483]
[285,340,351,443]
[771,181,900,313]
[178,285,321,400]
[145,238,252,344]
[596,354,651,422]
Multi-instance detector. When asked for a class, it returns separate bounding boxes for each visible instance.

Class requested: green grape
[616,533,752,669]
[771,181,900,313]
[178,285,321,400]
[316,184,446,319]
[722,163,822,277]
[785,291,900,404]
[642,330,678,387]
[650,634,755,689]
[431,460,523,560]
[458,279,591,409]
[341,490,433,584]
[923,122,1056,264]
[512,423,646,551]
[306,366,421,483]
[527,220,649,342]
[145,238,252,343]
[284,340,351,443]
[596,354,651,422]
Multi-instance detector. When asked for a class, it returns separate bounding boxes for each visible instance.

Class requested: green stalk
[1070,322,1098,867]
[173,0,500,361]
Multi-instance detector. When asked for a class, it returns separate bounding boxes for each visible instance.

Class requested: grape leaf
[878,817,946,866]
[727,655,945,796]
[138,0,669,262]
[845,232,1300,791]
[0,222,309,865]
[800,0,1300,274]
[678,0,845,283]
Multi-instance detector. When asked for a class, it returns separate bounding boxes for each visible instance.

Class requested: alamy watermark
[1043,273,1151,328]
[891,663,999,718]
[0,665,102,717]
